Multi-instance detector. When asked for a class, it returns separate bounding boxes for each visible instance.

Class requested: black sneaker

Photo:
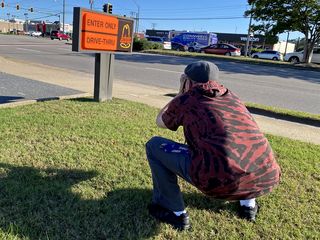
[148,203,190,230]
[239,204,259,222]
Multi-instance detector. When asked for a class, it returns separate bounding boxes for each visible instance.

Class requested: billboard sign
[72,7,134,53]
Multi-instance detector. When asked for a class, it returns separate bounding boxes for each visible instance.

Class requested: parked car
[284,48,320,64]
[50,30,70,41]
[171,42,187,51]
[17,30,25,35]
[31,31,42,37]
[200,43,241,56]
[251,50,283,61]
[188,42,207,52]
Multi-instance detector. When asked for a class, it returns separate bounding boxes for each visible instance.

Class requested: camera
[179,74,189,94]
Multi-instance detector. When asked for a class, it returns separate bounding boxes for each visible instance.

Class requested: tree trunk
[303,38,316,64]
[307,42,315,63]
[302,34,310,63]
[262,33,266,49]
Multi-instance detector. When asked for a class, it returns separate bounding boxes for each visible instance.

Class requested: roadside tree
[246,0,320,63]
[251,22,278,49]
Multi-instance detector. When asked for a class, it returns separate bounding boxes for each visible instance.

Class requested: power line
[141,4,249,12]
[139,16,247,20]
[28,13,60,21]
[2,4,60,14]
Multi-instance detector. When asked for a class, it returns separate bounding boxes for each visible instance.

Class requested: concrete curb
[0,93,91,108]
[246,106,320,128]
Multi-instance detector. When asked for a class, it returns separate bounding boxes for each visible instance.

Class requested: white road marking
[16,48,43,53]
[57,48,70,51]
[0,87,6,89]
[129,94,149,97]
[17,92,26,96]
[145,67,181,74]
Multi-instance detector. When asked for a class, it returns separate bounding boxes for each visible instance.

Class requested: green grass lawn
[0,99,319,240]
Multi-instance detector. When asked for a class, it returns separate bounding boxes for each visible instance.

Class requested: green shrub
[150,42,163,50]
[250,48,264,54]
[132,37,143,51]
[133,37,163,51]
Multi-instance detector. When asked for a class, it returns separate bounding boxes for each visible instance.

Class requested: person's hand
[179,74,189,94]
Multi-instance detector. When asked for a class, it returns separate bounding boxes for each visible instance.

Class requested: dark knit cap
[184,61,219,83]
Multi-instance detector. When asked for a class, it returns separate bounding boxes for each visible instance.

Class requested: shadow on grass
[68,97,96,103]
[0,163,159,240]
[0,163,238,239]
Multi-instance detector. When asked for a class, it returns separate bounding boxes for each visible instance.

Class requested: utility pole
[24,13,28,32]
[131,0,140,33]
[62,0,65,32]
[7,12,10,33]
[136,5,140,33]
[89,0,93,10]
[244,13,253,57]
[244,4,254,57]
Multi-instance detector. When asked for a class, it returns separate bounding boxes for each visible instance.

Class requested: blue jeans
[146,136,193,212]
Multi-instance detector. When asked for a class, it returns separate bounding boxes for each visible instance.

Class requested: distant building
[134,32,145,39]
[0,20,23,33]
[273,41,296,54]
[215,33,266,46]
[25,21,73,34]
[145,29,170,40]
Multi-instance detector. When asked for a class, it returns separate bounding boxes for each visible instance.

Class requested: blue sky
[0,0,301,40]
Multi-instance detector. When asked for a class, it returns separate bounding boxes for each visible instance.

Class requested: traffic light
[103,3,112,14]
[1,2,4,8]
[30,7,33,12]
[107,3,112,14]
[103,4,107,12]
[16,4,19,10]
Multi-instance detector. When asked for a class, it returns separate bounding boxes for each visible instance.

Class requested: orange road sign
[72,8,134,53]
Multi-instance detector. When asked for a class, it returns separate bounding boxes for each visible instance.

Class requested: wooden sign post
[72,8,134,101]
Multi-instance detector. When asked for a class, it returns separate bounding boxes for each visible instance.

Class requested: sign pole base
[94,53,114,102]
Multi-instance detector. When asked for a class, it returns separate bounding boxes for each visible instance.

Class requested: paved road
[0,35,319,114]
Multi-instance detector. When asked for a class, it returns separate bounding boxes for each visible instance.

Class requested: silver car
[251,50,283,61]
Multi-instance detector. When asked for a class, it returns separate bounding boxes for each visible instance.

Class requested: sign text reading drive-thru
[72,7,134,53]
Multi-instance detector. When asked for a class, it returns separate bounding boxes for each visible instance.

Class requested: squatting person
[145,61,281,230]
